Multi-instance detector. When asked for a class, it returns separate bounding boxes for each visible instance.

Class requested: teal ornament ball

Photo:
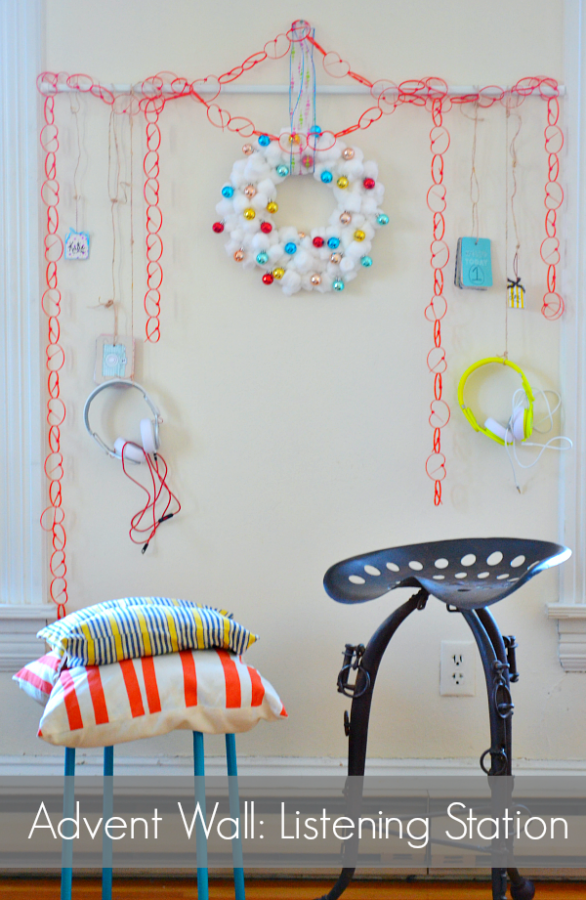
[258,134,271,147]
[321,171,333,184]
[256,252,269,265]
[360,256,373,267]
[284,242,297,255]
[333,279,345,291]
[327,236,340,250]
[276,165,289,177]
[309,124,322,134]
[377,213,389,226]
[221,185,235,198]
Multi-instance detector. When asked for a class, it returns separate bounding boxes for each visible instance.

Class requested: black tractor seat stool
[317,537,571,900]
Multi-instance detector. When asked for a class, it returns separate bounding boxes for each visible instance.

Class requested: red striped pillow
[13,650,65,706]
[37,649,287,748]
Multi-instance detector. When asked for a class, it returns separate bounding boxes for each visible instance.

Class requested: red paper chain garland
[143,90,164,343]
[541,94,564,320]
[39,84,68,618]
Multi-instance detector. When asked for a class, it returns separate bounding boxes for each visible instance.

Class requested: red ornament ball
[312,236,325,248]
[212,221,224,233]
[260,222,273,234]
[363,178,376,190]
[262,273,274,285]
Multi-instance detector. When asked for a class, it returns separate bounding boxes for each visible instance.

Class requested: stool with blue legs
[60,733,245,900]
[315,537,570,900]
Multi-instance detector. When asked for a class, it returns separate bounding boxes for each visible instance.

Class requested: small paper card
[93,335,135,384]
[64,229,90,260]
[454,237,493,290]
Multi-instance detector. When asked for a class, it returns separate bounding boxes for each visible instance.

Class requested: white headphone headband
[83,379,161,459]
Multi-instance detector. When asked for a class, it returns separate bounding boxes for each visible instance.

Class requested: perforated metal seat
[324,537,570,610]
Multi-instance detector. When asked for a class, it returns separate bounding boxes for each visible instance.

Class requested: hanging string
[464,102,481,242]
[288,20,317,174]
[120,444,181,553]
[107,107,122,342]
[68,93,83,233]
[129,105,135,350]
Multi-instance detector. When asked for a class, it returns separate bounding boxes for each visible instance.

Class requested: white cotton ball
[257,178,277,199]
[362,222,375,240]
[315,272,334,293]
[361,196,379,215]
[225,240,240,256]
[233,194,248,214]
[344,268,358,283]
[268,243,285,262]
[339,256,356,274]
[251,231,276,251]
[243,218,261,235]
[231,170,250,189]
[251,193,269,211]
[339,159,365,179]
[300,273,316,291]
[293,250,313,274]
[244,157,271,180]
[264,144,284,166]
[363,160,379,180]
[280,226,299,244]
[216,199,234,217]
[339,190,363,213]
[229,227,245,244]
[373,184,385,204]
[346,239,371,260]
[281,269,302,295]
[242,254,257,270]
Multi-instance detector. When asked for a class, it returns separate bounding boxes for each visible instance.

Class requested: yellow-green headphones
[457,357,535,445]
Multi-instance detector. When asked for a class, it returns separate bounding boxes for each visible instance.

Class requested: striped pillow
[37,599,257,668]
[13,650,65,705]
[38,649,287,747]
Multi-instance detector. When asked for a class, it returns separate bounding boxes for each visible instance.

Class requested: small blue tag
[459,237,492,288]
[64,229,90,260]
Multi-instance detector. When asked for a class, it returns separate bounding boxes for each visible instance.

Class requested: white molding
[0,604,55,673]
[0,0,44,609]
[2,754,586,778]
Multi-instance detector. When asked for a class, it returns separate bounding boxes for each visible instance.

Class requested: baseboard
[2,754,586,777]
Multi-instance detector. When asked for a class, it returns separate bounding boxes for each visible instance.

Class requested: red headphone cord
[120,442,181,552]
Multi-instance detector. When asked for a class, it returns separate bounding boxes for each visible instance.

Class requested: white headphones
[83,379,161,463]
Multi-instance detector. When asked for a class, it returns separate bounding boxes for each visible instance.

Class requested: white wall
[5,0,585,763]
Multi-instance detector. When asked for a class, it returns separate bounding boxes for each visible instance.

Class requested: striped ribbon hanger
[288,19,318,174]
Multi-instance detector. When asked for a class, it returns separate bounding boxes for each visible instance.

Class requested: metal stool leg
[60,747,75,900]
[314,592,424,900]
[193,732,209,900]
[225,734,245,900]
[102,746,114,900]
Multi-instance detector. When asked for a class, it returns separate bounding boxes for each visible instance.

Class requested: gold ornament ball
[243,208,256,220]
[354,229,366,241]
[310,274,321,285]
[289,134,301,144]
[266,201,279,213]
[244,184,256,198]
[242,144,253,155]
[339,211,352,225]
[234,250,245,262]
[342,147,355,160]
[330,252,342,264]
[337,176,349,189]
[272,267,285,280]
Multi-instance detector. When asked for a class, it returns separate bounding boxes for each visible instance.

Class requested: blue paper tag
[64,229,90,260]
[459,237,492,288]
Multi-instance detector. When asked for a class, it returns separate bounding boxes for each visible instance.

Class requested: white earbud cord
[504,387,572,492]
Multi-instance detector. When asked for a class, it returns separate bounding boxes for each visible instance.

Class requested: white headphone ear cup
[511,406,526,442]
[140,418,157,455]
[114,438,145,463]
[484,417,514,444]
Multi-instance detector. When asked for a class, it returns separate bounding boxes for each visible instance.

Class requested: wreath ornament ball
[213,130,388,295]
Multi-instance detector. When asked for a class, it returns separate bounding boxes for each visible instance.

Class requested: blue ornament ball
[377,213,389,226]
[309,125,322,135]
[276,165,289,177]
[321,171,333,184]
[284,242,297,255]
[333,279,345,292]
[258,134,271,147]
[360,256,373,267]
[221,185,235,198]
[327,236,340,250]
[256,252,269,265]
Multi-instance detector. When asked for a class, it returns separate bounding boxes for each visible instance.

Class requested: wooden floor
[1,879,586,899]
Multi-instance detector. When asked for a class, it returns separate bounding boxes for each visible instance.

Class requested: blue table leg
[102,746,114,900]
[60,747,75,900]
[193,732,209,900]
[225,734,245,900]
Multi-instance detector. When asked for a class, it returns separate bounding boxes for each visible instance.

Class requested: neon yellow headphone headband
[457,356,535,445]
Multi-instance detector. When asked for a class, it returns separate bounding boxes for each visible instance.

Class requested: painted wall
[5,0,583,763]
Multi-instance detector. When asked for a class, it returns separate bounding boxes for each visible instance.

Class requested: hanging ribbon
[288,19,317,174]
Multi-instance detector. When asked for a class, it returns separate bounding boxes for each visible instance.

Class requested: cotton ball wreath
[213,133,389,294]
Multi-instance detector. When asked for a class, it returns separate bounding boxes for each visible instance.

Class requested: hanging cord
[69,93,83,233]
[120,442,181,553]
[129,105,135,346]
[502,387,572,492]
[461,101,481,243]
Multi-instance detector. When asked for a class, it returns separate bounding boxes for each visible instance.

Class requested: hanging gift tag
[64,228,90,260]
[455,237,493,290]
[94,334,135,384]
[507,279,525,309]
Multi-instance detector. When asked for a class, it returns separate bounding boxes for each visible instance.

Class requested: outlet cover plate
[440,640,475,696]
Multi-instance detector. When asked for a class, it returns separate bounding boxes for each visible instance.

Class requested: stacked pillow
[13,597,286,748]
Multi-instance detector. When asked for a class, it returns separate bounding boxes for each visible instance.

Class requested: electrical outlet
[440,640,475,696]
